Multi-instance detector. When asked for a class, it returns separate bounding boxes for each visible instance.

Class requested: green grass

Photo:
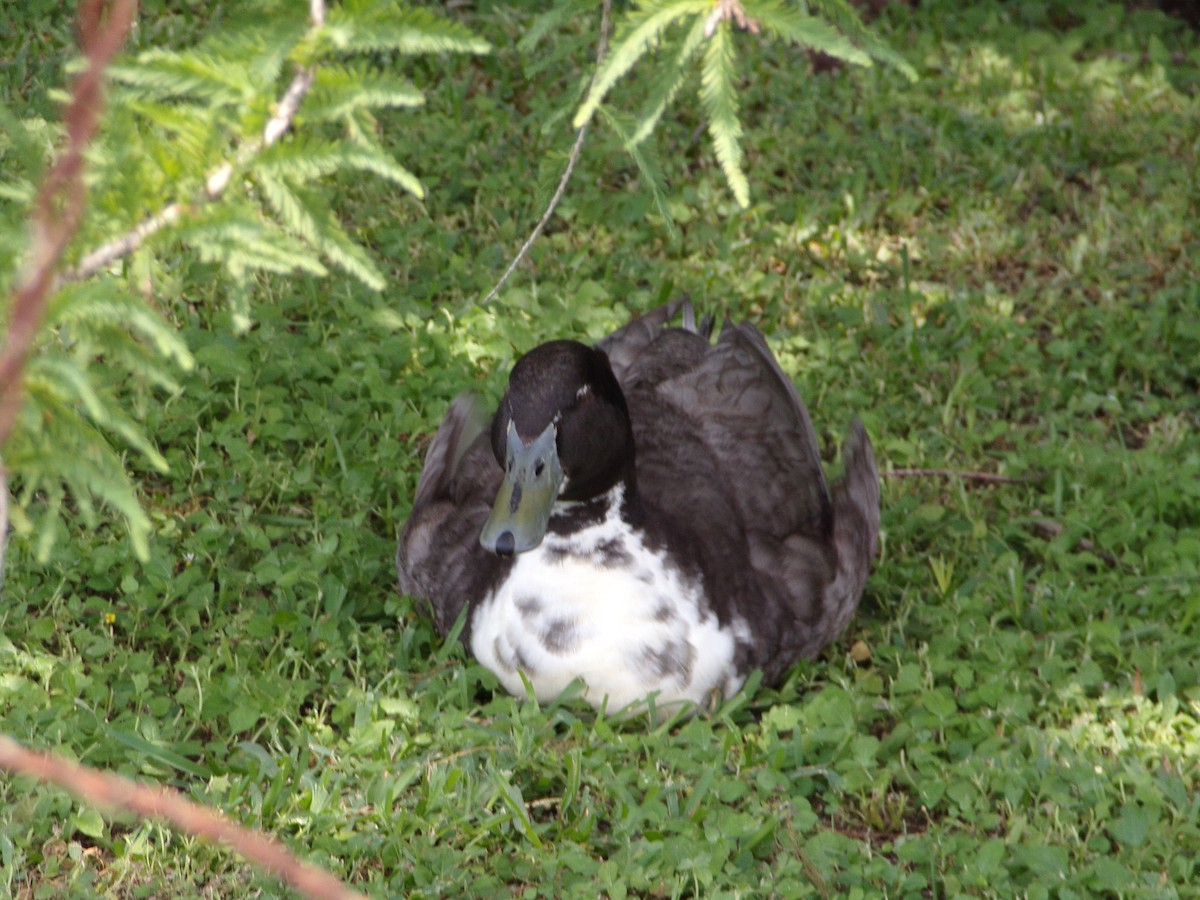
[3,0,1200,896]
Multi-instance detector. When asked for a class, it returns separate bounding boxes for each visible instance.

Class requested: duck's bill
[480,420,564,557]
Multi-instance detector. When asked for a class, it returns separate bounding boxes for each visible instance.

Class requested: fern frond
[24,355,170,475]
[339,142,425,200]
[176,208,330,280]
[751,1,871,66]
[303,66,424,122]
[316,218,387,291]
[108,49,254,103]
[574,0,711,130]
[46,281,194,373]
[122,99,221,161]
[254,173,385,289]
[802,0,917,79]
[320,4,491,58]
[599,109,675,233]
[201,18,305,88]
[7,397,154,561]
[0,101,46,184]
[254,138,348,182]
[699,22,749,207]
[518,0,597,52]
[629,15,707,147]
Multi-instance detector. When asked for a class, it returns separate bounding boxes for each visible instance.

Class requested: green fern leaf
[108,49,255,104]
[255,173,385,289]
[255,138,348,182]
[319,4,490,58]
[25,356,169,473]
[340,142,425,200]
[599,109,675,233]
[802,0,917,80]
[177,208,330,280]
[303,65,424,122]
[46,281,195,373]
[629,14,707,147]
[574,0,712,130]
[7,398,154,561]
[699,22,749,208]
[518,0,597,52]
[751,1,871,66]
[316,219,387,291]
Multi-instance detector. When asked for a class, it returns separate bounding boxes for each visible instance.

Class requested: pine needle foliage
[0,0,489,563]
[565,0,916,208]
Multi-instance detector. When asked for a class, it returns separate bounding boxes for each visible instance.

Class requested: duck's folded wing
[656,322,832,540]
[410,394,489,509]
[398,394,503,635]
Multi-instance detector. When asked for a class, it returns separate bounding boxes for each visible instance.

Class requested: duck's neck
[549,477,641,535]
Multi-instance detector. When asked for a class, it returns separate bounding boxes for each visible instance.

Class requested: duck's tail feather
[824,419,881,640]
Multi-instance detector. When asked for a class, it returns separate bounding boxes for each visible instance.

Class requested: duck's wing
[656,322,832,540]
[652,322,880,670]
[397,395,507,637]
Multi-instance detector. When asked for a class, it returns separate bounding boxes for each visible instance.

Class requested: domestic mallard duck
[397,302,880,713]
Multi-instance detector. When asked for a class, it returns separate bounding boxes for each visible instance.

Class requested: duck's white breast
[471,496,748,713]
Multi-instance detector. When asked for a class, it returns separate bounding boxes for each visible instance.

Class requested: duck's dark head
[480,340,634,557]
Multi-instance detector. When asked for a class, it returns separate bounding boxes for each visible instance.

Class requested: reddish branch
[0,0,135,448]
[0,735,366,900]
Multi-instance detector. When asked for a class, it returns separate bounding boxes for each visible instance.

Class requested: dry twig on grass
[0,735,366,900]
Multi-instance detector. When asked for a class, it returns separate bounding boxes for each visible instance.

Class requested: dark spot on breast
[541,618,580,655]
[652,599,677,623]
[541,543,571,564]
[596,537,632,568]
[636,639,695,683]
[515,595,542,620]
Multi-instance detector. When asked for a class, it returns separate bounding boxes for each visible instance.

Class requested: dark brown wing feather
[628,318,880,677]
[397,395,510,637]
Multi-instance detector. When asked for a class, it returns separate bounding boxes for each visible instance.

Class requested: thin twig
[0,735,365,900]
[481,0,613,305]
[62,0,327,284]
[882,468,1034,485]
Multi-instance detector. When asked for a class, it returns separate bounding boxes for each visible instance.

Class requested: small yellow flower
[104,612,116,625]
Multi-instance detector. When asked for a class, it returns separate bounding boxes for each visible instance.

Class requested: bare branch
[0,0,136,449]
[482,0,613,305]
[0,735,366,900]
[62,0,328,284]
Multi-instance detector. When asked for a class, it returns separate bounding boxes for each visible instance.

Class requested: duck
[396,301,880,714]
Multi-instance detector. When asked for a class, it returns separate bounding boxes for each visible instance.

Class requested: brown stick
[0,735,366,900]
[882,467,1034,485]
[0,0,135,448]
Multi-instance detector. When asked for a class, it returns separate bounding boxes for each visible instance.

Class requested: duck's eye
[506,459,514,475]
[534,460,545,478]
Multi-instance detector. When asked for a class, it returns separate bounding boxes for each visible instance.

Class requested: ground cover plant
[2,0,1199,896]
